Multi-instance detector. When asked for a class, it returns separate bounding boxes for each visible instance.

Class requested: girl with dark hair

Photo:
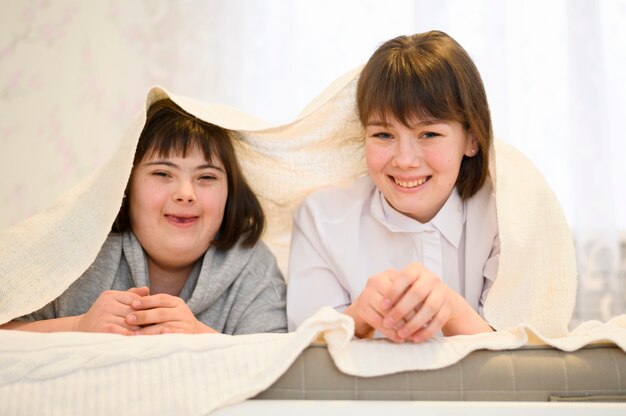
[3,98,287,335]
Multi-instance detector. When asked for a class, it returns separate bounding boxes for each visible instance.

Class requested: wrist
[73,314,85,332]
[343,304,374,338]
[442,292,491,336]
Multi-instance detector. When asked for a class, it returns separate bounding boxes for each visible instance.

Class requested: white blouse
[287,175,500,330]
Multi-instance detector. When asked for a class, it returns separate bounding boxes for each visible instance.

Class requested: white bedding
[2,308,625,415]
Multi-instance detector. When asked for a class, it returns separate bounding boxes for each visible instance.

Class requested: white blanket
[1,67,625,414]
[1,308,625,415]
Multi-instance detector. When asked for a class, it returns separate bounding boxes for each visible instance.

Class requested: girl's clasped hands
[77,287,217,335]
[347,263,472,342]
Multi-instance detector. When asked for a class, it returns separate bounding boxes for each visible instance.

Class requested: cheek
[129,185,163,223]
[426,151,463,186]
[202,187,228,217]
[365,143,387,173]
[217,189,228,215]
[425,149,456,171]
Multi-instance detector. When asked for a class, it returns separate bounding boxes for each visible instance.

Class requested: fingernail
[382,317,394,328]
[132,300,141,308]
[398,328,409,338]
[380,298,392,310]
[127,315,137,323]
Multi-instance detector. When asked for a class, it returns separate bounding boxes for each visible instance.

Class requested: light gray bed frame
[255,344,626,402]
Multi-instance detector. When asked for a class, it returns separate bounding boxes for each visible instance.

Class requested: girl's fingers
[409,305,450,343]
[100,322,135,336]
[132,324,166,336]
[130,294,180,310]
[126,307,176,326]
[383,281,432,329]
[380,269,418,310]
[127,286,150,297]
[100,290,140,307]
[395,307,417,328]
[109,315,142,331]
[397,287,446,337]
[108,327,134,336]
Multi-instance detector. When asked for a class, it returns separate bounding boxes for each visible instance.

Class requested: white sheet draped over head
[0,67,577,337]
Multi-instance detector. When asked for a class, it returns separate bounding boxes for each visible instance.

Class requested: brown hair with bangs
[112,98,264,250]
[356,30,493,199]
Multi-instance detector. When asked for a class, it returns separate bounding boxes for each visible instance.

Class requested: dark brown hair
[357,30,493,199]
[112,98,264,249]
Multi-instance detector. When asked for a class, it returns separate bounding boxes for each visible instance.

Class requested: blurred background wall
[1,0,624,324]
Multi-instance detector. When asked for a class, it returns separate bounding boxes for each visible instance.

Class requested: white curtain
[1,0,624,323]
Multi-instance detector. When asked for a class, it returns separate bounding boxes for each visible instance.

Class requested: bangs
[144,129,218,164]
[134,107,232,167]
[358,42,465,127]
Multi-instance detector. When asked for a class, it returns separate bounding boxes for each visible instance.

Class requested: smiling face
[365,113,476,223]
[128,146,228,273]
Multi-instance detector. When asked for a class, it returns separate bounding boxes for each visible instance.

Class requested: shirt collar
[370,188,466,248]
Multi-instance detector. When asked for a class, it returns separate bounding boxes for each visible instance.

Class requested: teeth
[394,177,428,188]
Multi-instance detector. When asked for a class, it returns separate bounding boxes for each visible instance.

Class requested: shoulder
[222,239,286,303]
[72,232,125,290]
[469,174,495,208]
[220,238,282,278]
[466,176,498,236]
[295,175,375,224]
[243,239,279,266]
[85,233,124,273]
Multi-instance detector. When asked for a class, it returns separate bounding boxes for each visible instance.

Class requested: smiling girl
[2,98,287,335]
[287,30,497,342]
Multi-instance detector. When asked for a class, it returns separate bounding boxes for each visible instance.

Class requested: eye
[372,131,393,140]
[421,131,440,139]
[199,174,217,181]
[152,171,171,178]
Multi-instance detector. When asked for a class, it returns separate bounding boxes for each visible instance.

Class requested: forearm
[0,316,81,333]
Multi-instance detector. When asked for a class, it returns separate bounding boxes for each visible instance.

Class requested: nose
[173,180,196,203]
[392,137,421,169]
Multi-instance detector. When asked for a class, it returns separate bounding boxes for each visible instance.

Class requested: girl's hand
[378,263,454,342]
[126,294,218,335]
[343,269,405,341]
[76,288,149,335]
[380,263,492,342]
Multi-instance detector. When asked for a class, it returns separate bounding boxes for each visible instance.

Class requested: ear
[464,133,478,157]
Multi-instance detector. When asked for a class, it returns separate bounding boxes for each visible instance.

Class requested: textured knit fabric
[287,175,499,330]
[16,231,287,335]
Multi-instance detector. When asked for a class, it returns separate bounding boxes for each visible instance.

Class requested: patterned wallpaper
[1,1,175,229]
[0,0,416,230]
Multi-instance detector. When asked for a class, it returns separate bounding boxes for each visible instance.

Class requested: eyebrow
[144,160,225,172]
[366,119,443,128]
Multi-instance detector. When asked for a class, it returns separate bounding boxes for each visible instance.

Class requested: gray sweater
[18,232,287,335]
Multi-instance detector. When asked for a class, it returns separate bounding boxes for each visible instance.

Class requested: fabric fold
[1,307,625,415]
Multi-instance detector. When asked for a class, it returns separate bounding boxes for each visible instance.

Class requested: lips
[392,175,431,189]
[165,214,199,225]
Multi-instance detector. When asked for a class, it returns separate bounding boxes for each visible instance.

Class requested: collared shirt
[371,185,466,296]
[287,175,499,331]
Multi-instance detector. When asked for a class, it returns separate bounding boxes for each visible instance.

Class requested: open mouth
[165,214,199,225]
[392,176,431,189]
